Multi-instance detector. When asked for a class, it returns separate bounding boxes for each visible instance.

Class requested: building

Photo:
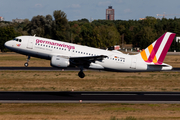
[106,6,115,20]
[12,18,25,23]
[0,16,4,21]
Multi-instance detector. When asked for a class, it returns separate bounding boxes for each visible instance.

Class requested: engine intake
[51,55,70,68]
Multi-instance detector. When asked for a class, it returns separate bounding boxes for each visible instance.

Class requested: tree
[53,10,70,42]
[26,15,53,38]
[0,26,20,52]
[93,25,120,48]
[133,26,157,49]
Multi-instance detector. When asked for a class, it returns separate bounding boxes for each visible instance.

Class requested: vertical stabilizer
[140,32,176,64]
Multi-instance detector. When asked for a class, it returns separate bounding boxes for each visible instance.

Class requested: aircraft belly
[97,60,130,71]
[18,48,50,59]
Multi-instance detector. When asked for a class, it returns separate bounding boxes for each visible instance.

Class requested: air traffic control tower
[106,6,114,20]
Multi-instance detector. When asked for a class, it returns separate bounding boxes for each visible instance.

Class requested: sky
[0,0,180,21]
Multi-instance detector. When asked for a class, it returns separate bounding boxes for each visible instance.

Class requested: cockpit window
[13,38,22,42]
[13,38,18,41]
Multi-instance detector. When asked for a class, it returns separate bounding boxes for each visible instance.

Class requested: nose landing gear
[24,56,30,67]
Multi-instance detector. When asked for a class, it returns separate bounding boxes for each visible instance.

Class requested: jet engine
[51,55,70,68]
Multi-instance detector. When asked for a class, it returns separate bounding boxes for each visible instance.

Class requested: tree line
[1,10,180,52]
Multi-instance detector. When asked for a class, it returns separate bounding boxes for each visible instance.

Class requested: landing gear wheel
[78,71,85,78]
[24,62,28,67]
[24,56,30,67]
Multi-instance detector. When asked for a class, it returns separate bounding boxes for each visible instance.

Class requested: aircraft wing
[70,55,107,66]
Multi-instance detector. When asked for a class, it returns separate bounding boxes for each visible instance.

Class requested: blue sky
[0,0,180,21]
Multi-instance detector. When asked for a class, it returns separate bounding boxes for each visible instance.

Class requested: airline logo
[16,44,21,47]
[36,39,75,50]
[140,32,176,65]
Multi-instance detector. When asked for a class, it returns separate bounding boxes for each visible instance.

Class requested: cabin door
[27,37,34,49]
[130,58,136,69]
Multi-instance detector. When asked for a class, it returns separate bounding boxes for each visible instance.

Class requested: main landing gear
[78,66,85,78]
[24,56,30,67]
[78,71,85,78]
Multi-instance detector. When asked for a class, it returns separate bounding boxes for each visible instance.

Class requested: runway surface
[0,67,80,71]
[0,91,180,103]
[1,67,180,103]
[0,67,180,71]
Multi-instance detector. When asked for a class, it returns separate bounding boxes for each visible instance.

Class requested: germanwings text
[36,39,75,50]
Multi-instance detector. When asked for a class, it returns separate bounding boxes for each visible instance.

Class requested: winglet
[140,32,176,64]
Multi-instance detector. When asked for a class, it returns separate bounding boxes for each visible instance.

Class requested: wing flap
[70,55,107,66]
[70,55,107,61]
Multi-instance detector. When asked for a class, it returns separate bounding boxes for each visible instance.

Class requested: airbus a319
[4,32,176,78]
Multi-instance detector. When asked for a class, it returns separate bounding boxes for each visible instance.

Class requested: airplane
[4,32,176,78]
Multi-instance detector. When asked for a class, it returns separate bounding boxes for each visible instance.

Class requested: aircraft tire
[24,62,28,67]
[78,71,85,78]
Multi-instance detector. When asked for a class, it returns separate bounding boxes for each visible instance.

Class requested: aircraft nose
[4,41,9,48]
[4,41,12,48]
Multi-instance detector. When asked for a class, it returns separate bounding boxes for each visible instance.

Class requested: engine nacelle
[51,55,70,68]
[89,63,104,69]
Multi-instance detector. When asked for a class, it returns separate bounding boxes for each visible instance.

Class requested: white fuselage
[4,36,172,71]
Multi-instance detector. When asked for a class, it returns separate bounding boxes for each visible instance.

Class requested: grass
[1,52,180,67]
[0,103,179,120]
[0,71,180,91]
[1,53,180,119]
[0,52,50,67]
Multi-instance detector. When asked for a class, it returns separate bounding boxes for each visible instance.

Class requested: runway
[0,91,180,103]
[0,67,80,71]
[0,67,180,71]
[1,67,180,103]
